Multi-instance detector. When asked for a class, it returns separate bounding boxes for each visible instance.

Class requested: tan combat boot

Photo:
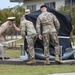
[55,54,61,63]
[44,57,50,65]
[26,58,36,65]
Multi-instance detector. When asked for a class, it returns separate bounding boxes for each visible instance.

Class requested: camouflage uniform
[36,12,60,58]
[0,21,14,56]
[20,19,37,59]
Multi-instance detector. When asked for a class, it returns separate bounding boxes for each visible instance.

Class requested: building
[10,0,75,11]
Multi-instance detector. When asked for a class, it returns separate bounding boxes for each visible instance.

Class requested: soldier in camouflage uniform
[20,14,37,65]
[0,17,20,58]
[36,5,60,64]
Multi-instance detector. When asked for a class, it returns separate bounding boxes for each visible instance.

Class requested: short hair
[40,5,47,9]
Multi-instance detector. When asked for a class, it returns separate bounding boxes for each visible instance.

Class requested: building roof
[10,0,37,2]
[10,0,23,2]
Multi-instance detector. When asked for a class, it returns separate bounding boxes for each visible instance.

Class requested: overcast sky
[0,0,23,10]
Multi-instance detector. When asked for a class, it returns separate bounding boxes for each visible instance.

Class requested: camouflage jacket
[20,19,37,37]
[36,11,60,34]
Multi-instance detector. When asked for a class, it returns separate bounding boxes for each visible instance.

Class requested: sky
[0,0,23,10]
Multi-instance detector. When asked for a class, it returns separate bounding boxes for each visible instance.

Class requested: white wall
[23,0,65,10]
[56,0,65,10]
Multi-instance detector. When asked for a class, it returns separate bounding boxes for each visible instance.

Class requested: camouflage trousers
[0,35,5,56]
[43,32,60,58]
[27,34,37,58]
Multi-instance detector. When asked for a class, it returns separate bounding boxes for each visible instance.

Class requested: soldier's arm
[13,23,21,31]
[36,17,41,35]
[53,14,60,32]
[20,22,26,38]
[36,16,42,40]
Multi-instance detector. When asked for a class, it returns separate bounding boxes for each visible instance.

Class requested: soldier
[20,9,37,65]
[36,5,60,65]
[0,17,20,57]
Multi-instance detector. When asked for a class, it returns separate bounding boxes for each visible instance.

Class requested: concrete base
[0,58,75,65]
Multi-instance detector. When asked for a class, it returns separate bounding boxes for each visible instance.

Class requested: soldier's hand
[52,31,58,34]
[39,34,42,40]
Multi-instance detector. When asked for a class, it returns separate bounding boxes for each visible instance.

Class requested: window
[45,2,55,9]
[65,0,71,9]
[65,0,75,9]
[72,0,75,5]
[27,5,36,12]
[65,0,71,4]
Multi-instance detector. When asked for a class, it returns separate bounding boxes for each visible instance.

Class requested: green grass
[5,50,20,58]
[0,65,75,75]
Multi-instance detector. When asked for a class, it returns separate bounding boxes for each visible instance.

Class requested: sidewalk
[48,73,75,75]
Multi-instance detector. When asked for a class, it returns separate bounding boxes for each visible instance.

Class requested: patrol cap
[7,17,15,22]
[40,5,47,9]
[25,9,30,15]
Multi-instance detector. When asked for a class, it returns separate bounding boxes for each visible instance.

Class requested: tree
[58,5,75,45]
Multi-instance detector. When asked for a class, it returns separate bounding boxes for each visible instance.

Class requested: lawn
[0,65,75,75]
[0,38,75,75]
